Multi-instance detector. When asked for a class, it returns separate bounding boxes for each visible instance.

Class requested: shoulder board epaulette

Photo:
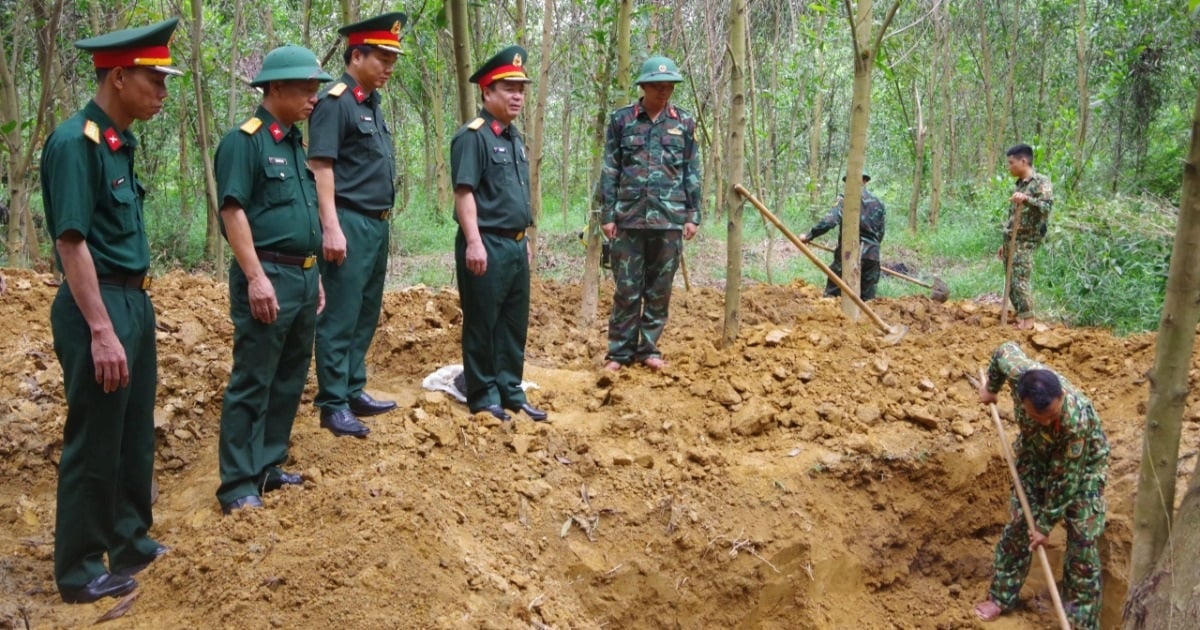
[467,117,485,131]
[327,82,347,97]
[83,120,101,144]
[239,117,262,135]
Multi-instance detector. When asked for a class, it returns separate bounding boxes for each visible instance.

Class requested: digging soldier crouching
[309,12,406,439]
[213,46,332,515]
[599,56,701,371]
[974,342,1109,628]
[450,45,547,422]
[41,18,182,604]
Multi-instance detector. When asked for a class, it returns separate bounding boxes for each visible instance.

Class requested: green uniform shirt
[450,109,532,230]
[986,342,1110,534]
[597,100,702,229]
[808,189,887,261]
[307,73,396,212]
[1006,171,1052,244]
[214,106,321,254]
[41,100,150,275]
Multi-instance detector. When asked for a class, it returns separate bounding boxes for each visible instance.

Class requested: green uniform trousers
[51,283,160,590]
[217,261,318,504]
[606,228,681,364]
[823,256,881,301]
[989,471,1106,629]
[1004,240,1039,319]
[314,208,389,411]
[455,230,529,412]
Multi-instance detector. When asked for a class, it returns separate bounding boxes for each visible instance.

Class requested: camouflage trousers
[823,255,881,301]
[989,467,1106,630]
[606,228,682,364]
[1004,240,1039,319]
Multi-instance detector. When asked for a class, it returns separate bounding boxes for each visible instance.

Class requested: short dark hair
[95,68,111,83]
[1006,143,1034,163]
[1016,369,1062,412]
[343,44,374,66]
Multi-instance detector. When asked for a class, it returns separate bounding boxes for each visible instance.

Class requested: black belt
[479,227,527,241]
[98,273,152,290]
[256,249,317,269]
[345,207,391,221]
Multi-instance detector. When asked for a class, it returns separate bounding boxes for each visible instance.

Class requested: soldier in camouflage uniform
[974,342,1109,629]
[598,56,701,371]
[800,174,886,300]
[1001,143,1052,330]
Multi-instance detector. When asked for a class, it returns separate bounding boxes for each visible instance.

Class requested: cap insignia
[391,21,402,36]
[658,64,666,72]
[513,53,523,67]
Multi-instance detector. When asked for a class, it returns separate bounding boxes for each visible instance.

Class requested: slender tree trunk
[616,0,633,101]
[722,0,747,346]
[808,12,829,206]
[448,0,474,125]
[190,0,223,275]
[526,0,554,271]
[580,36,619,327]
[1124,85,1200,622]
[907,86,925,232]
[928,2,949,228]
[1071,0,1089,192]
[978,6,995,182]
[559,98,572,225]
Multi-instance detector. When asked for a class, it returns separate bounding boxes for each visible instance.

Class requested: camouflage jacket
[1005,171,1052,244]
[985,342,1110,534]
[597,100,701,230]
[808,189,886,261]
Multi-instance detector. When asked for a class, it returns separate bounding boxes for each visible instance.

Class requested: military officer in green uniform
[213,46,332,515]
[450,45,547,422]
[1000,143,1053,330]
[598,56,702,373]
[309,12,406,438]
[800,174,887,300]
[41,18,181,604]
[974,342,1109,629]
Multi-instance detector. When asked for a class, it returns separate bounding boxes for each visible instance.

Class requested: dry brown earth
[1,267,1196,629]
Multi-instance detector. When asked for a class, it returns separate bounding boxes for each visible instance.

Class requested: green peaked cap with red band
[339,12,407,54]
[469,45,532,87]
[75,17,183,77]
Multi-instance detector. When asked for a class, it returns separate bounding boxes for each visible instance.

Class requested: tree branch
[843,0,860,66]
[871,0,904,54]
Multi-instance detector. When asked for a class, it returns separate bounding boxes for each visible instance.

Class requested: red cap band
[92,45,172,69]
[347,30,400,47]
[478,64,526,88]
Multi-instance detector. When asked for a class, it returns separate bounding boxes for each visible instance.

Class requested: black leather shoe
[477,404,511,421]
[60,572,137,604]
[509,402,549,422]
[259,469,304,493]
[114,545,169,578]
[221,495,263,515]
[348,393,397,417]
[320,408,370,437]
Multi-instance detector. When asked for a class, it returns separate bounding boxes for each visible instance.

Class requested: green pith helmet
[635,56,683,84]
[251,45,333,87]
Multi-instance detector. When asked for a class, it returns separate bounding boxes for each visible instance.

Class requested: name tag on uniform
[667,128,683,135]
[111,176,126,188]
[493,146,507,153]
[360,115,373,122]
[268,157,287,165]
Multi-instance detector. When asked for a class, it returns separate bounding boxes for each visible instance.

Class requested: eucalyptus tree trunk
[721,0,746,347]
[808,12,829,206]
[526,0,555,270]
[1123,84,1200,629]
[977,6,995,182]
[1,0,64,267]
[928,2,949,228]
[1071,0,1089,192]
[189,0,223,275]
[579,20,623,327]
[448,0,474,124]
[907,87,925,233]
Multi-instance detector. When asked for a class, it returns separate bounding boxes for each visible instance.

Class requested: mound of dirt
[1,267,1195,628]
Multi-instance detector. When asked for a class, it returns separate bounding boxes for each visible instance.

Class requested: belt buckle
[303,255,317,270]
[140,276,153,290]
[514,230,525,241]
[379,211,390,221]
